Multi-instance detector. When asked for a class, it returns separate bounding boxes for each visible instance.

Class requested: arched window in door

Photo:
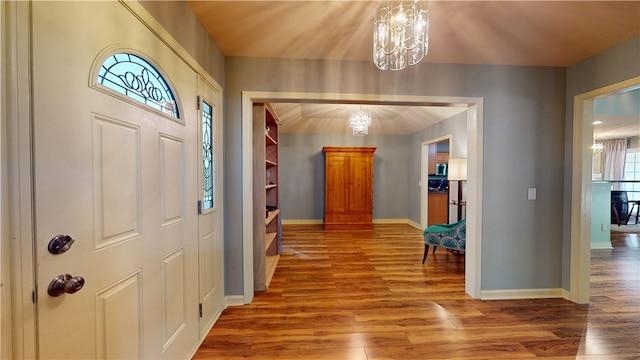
[96,53,180,119]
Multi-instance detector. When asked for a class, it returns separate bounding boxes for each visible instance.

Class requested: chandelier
[349,109,372,136]
[373,0,429,71]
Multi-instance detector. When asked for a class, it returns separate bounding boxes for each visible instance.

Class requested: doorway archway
[570,76,640,304]
[240,92,484,304]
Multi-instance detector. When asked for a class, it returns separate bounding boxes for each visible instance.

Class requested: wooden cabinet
[436,152,449,164]
[252,104,280,291]
[323,147,376,230]
[428,143,449,175]
[428,192,449,226]
[428,144,437,175]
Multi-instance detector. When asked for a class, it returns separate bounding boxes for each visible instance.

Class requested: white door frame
[6,1,225,357]
[5,1,38,358]
[420,135,452,229]
[241,92,484,303]
[569,76,640,304]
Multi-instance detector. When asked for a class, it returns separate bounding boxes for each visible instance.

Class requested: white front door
[31,2,202,358]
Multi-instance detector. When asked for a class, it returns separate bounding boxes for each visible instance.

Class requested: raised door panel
[95,271,143,359]
[349,155,372,213]
[325,155,349,213]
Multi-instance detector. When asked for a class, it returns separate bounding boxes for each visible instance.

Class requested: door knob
[48,274,85,297]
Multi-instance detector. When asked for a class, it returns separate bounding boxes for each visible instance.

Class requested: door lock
[48,274,85,297]
[47,234,75,254]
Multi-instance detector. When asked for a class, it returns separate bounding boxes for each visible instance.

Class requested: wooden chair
[611,191,629,226]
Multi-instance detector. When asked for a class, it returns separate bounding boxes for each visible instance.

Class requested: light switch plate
[527,187,536,200]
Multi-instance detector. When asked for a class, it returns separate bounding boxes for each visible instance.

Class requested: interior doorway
[421,136,452,229]
[571,76,640,304]
[241,92,483,304]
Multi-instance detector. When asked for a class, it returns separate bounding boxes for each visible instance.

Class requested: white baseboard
[406,219,422,229]
[480,288,564,300]
[590,242,613,250]
[224,295,246,307]
[374,218,421,229]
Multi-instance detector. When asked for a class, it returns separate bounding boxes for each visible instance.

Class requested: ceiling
[186,1,640,137]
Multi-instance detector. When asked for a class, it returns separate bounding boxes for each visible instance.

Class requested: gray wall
[562,37,640,288]
[279,133,410,220]
[141,1,639,297]
[278,109,466,225]
[225,58,566,295]
[139,1,225,86]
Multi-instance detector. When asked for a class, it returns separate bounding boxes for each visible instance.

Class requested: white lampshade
[448,158,467,181]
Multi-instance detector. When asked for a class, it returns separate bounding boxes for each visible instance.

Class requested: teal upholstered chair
[422,219,466,263]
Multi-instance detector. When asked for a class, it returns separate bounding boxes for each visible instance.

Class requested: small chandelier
[373,0,429,71]
[349,109,372,136]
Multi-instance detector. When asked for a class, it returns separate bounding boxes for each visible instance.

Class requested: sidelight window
[202,100,214,210]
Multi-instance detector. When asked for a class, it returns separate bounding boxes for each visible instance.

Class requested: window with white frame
[622,147,640,201]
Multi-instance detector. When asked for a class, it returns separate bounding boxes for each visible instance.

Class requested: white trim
[570,76,640,304]
[224,295,246,307]
[242,91,484,302]
[7,1,37,358]
[481,288,564,300]
[405,219,422,229]
[241,92,255,304]
[465,102,483,299]
[590,243,613,250]
[373,218,420,226]
[0,1,9,358]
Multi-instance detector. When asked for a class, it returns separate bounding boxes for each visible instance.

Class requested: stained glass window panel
[97,53,179,118]
[202,101,214,210]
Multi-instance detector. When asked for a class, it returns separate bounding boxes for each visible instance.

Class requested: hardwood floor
[193,224,640,359]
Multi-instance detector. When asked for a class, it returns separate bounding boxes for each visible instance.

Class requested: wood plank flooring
[193,224,640,359]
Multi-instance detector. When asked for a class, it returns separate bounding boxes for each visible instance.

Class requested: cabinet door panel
[326,155,349,213]
[349,155,372,212]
